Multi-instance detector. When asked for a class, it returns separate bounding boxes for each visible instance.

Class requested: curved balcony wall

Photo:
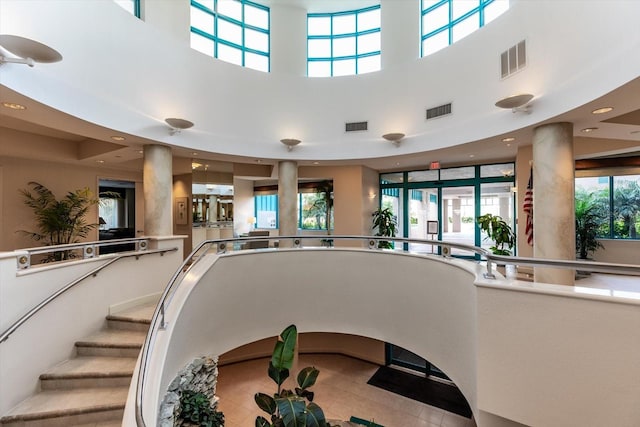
[2,1,639,161]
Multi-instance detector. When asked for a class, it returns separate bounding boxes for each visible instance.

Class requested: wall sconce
[382,133,405,146]
[247,216,256,227]
[495,94,534,114]
[280,138,301,151]
[0,35,62,67]
[165,118,194,136]
[368,192,377,200]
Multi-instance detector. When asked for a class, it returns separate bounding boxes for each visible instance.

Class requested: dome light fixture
[165,118,194,136]
[382,132,405,146]
[280,138,301,151]
[495,93,534,114]
[591,107,613,115]
[0,35,62,67]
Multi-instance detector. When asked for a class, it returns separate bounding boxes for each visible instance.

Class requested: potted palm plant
[575,190,606,260]
[372,207,397,249]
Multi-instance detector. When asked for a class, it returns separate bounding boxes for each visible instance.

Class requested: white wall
[2,1,639,162]
[0,237,184,414]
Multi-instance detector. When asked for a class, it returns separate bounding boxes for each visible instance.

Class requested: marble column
[278,161,298,248]
[532,122,575,285]
[143,144,173,236]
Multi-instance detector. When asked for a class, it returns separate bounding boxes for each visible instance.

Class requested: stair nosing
[40,371,133,380]
[0,402,124,423]
[75,341,142,349]
[105,315,151,324]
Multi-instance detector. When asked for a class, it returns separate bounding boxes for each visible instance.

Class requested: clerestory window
[191,0,270,72]
[421,0,509,57]
[307,5,381,77]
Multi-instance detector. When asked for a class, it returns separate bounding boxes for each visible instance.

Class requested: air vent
[426,103,452,120]
[500,40,526,78]
[345,121,368,132]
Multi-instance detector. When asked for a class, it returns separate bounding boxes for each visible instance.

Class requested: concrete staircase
[0,302,155,426]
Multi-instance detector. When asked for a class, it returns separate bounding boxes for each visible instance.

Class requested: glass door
[408,188,439,253]
[441,186,476,256]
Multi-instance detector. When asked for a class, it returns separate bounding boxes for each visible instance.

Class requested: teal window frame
[420,0,506,57]
[114,0,141,18]
[307,5,381,77]
[191,0,270,72]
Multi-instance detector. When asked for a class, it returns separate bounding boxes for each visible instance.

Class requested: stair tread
[41,357,137,379]
[76,329,147,348]
[109,302,156,323]
[0,387,128,422]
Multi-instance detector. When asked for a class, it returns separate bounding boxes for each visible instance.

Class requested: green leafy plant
[18,182,103,261]
[575,190,607,259]
[255,325,336,427]
[179,390,224,427]
[372,207,397,249]
[477,213,516,255]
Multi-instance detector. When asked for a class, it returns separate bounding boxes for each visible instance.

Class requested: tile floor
[216,354,475,427]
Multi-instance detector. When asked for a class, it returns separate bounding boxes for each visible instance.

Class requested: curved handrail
[0,247,177,344]
[134,235,640,427]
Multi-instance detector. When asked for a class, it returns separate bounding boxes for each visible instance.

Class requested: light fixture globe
[382,132,405,146]
[165,118,194,135]
[280,138,301,151]
[0,35,62,67]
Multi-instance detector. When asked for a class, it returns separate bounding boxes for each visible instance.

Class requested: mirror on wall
[192,183,233,226]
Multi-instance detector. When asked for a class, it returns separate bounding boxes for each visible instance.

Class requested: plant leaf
[255,392,277,415]
[275,396,306,427]
[256,416,272,427]
[304,402,327,427]
[272,325,297,371]
[296,366,319,389]
[268,361,290,386]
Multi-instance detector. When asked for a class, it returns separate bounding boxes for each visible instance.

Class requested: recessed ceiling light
[111,135,125,141]
[502,137,515,142]
[469,154,475,158]
[192,152,198,156]
[395,162,400,166]
[138,150,143,154]
[2,102,26,110]
[96,160,105,164]
[256,159,262,163]
[592,107,613,114]
[313,161,320,165]
[581,127,598,133]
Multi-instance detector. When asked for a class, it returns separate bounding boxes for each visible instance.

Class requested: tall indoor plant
[477,213,516,255]
[18,181,102,261]
[372,207,397,249]
[575,190,606,259]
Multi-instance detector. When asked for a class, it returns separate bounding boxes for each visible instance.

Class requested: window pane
[422,0,441,11]
[357,54,380,74]
[218,43,242,65]
[422,30,449,56]
[245,51,269,72]
[479,182,514,253]
[191,6,214,33]
[452,0,479,20]
[357,8,380,32]
[114,0,135,15]
[217,0,242,20]
[218,19,242,45]
[308,16,331,35]
[408,170,439,182]
[480,163,514,178]
[452,13,479,42]
[484,0,509,24]
[333,14,356,35]
[308,61,331,77]
[301,193,330,230]
[381,173,404,184]
[245,4,268,28]
[333,58,356,76]
[576,177,610,239]
[333,36,356,57]
[613,175,640,239]
[423,2,449,34]
[191,32,215,56]
[245,27,268,52]
[308,38,331,58]
[440,166,475,180]
[357,31,380,54]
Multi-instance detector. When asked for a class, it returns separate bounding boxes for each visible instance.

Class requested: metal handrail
[0,247,177,344]
[134,235,640,427]
[16,237,150,269]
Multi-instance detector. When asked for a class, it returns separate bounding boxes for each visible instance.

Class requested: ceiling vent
[426,103,452,120]
[345,121,368,132]
[500,40,526,79]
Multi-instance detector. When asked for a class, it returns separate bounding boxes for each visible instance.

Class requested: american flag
[523,168,533,246]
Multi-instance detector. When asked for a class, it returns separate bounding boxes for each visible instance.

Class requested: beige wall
[0,156,142,251]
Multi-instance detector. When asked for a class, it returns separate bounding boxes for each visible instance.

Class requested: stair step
[40,356,137,390]
[106,301,156,332]
[75,329,147,357]
[0,387,128,427]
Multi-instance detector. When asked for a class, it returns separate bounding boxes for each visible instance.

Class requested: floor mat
[367,366,472,418]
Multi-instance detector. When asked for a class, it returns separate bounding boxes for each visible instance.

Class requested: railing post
[484,258,496,279]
